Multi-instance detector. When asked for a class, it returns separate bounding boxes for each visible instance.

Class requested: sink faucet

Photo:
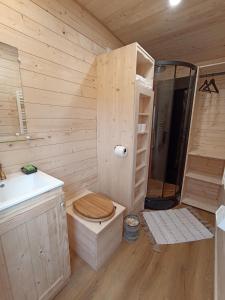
[0,164,6,180]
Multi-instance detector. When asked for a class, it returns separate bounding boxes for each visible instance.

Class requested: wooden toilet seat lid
[73,193,115,221]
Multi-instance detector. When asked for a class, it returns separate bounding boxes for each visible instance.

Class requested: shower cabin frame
[149,60,198,199]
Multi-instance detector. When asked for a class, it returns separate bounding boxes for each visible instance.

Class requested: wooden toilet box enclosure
[67,192,125,270]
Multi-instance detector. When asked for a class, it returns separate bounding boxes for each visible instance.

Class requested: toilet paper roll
[114,145,127,157]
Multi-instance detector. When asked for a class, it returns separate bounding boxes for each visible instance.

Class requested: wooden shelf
[134,192,145,204]
[137,148,147,154]
[137,131,148,135]
[138,113,150,116]
[136,46,154,82]
[182,195,218,213]
[189,150,225,161]
[135,178,145,189]
[186,171,223,185]
[181,62,225,214]
[136,163,146,172]
[0,136,44,143]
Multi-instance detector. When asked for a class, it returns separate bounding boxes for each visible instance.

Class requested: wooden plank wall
[97,44,137,209]
[0,0,122,200]
[190,75,225,159]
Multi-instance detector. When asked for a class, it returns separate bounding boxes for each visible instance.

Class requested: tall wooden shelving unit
[97,43,154,212]
[133,84,154,210]
[181,63,225,213]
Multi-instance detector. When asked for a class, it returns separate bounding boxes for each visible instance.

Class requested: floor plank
[55,209,214,300]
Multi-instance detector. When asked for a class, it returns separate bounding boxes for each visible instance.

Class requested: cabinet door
[0,193,70,300]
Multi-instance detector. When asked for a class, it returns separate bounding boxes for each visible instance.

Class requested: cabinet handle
[60,202,65,208]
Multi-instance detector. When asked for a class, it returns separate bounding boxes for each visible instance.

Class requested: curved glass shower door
[151,67,175,182]
[147,61,197,203]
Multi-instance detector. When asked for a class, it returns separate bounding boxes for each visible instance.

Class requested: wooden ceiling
[76,0,225,63]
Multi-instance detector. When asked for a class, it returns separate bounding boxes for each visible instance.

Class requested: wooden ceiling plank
[77,0,134,21]
[75,0,225,62]
[115,4,225,44]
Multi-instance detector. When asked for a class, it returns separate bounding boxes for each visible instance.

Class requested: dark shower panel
[148,60,197,205]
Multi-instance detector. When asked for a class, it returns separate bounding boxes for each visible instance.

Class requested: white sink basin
[0,171,64,211]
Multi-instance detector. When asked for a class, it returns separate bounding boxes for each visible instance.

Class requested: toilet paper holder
[114,145,127,157]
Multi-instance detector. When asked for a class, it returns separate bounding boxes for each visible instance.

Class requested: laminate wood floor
[55,208,214,300]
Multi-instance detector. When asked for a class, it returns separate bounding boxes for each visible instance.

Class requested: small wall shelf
[133,80,154,211]
[136,164,146,172]
[136,45,154,82]
[138,113,150,116]
[137,131,149,135]
[0,136,44,143]
[134,192,146,205]
[137,148,147,155]
[182,155,223,213]
[135,178,145,189]
[182,195,218,213]
[189,150,225,161]
[186,171,222,185]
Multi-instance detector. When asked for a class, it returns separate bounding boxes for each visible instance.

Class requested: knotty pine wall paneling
[0,0,122,201]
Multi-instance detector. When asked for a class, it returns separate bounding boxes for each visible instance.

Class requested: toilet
[67,192,126,270]
[72,192,116,222]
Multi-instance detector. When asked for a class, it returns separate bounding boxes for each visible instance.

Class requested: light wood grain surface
[0,188,71,300]
[55,207,214,300]
[0,0,121,202]
[76,0,225,63]
[73,193,115,220]
[181,65,225,213]
[97,43,154,211]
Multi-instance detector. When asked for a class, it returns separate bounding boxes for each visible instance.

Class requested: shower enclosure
[146,61,197,209]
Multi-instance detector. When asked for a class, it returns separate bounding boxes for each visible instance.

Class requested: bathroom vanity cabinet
[0,187,70,300]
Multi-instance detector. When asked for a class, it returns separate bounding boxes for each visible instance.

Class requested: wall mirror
[0,42,28,142]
